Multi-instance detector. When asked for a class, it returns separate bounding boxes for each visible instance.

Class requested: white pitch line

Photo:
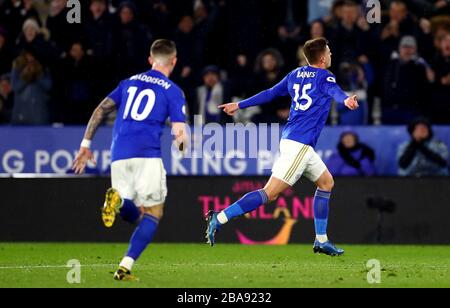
[0,263,448,271]
[0,264,117,270]
[0,264,227,270]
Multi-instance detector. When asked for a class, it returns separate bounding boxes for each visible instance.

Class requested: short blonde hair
[150,39,177,65]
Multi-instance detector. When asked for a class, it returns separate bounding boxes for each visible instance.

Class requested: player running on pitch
[73,40,188,280]
[206,38,359,256]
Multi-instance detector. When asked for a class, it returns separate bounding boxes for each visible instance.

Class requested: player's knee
[142,206,164,220]
[328,176,335,190]
[317,174,334,192]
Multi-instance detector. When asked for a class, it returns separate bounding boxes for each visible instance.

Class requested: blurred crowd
[328,120,449,177]
[0,0,449,127]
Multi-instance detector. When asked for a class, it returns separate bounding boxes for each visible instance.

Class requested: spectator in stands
[326,0,346,28]
[171,15,199,107]
[328,0,370,67]
[416,17,435,62]
[229,53,253,99]
[0,0,39,41]
[327,131,376,177]
[430,33,450,124]
[275,0,305,68]
[192,0,224,67]
[336,62,369,125]
[0,73,13,124]
[21,0,41,25]
[85,0,115,100]
[143,0,171,39]
[193,2,211,41]
[398,118,449,177]
[46,0,83,51]
[195,65,230,125]
[85,0,114,61]
[407,0,450,18]
[60,42,94,124]
[227,53,258,124]
[113,1,153,80]
[201,0,230,62]
[382,36,430,124]
[165,0,197,22]
[10,48,52,125]
[0,27,14,75]
[380,0,417,64]
[0,0,448,127]
[173,15,198,81]
[309,20,326,41]
[15,18,60,68]
[308,0,334,24]
[251,48,290,124]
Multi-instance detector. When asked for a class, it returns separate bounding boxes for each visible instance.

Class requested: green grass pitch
[0,243,449,288]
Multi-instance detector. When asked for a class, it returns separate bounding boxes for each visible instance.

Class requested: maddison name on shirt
[129,74,172,90]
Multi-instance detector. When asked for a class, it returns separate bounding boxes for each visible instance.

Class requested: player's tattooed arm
[83,98,116,140]
[73,98,116,174]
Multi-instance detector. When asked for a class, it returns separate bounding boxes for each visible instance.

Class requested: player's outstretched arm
[72,98,117,174]
[219,74,290,116]
[218,102,240,116]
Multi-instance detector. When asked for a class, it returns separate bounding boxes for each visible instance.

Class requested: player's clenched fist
[219,102,240,116]
[344,95,359,111]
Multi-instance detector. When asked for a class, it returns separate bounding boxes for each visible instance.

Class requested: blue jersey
[239,66,348,148]
[107,70,186,162]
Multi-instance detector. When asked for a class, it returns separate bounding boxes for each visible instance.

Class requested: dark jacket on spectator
[329,22,368,66]
[85,10,114,60]
[0,0,40,41]
[0,79,13,124]
[430,53,450,124]
[15,34,61,69]
[407,0,450,18]
[113,19,152,80]
[172,24,201,72]
[379,15,418,67]
[84,9,115,99]
[60,54,94,124]
[0,36,13,75]
[383,57,428,112]
[398,121,449,177]
[10,57,52,125]
[46,8,84,52]
[327,138,376,177]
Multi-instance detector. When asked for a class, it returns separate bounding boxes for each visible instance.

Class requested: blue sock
[313,189,331,238]
[120,199,141,224]
[126,214,159,260]
[223,189,269,222]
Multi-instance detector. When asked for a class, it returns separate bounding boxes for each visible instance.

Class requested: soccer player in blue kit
[206,38,359,256]
[72,40,188,280]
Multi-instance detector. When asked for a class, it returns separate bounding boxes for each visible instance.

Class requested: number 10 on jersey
[123,86,156,121]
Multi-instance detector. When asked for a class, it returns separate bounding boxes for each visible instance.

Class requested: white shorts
[272,139,327,186]
[111,158,167,208]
